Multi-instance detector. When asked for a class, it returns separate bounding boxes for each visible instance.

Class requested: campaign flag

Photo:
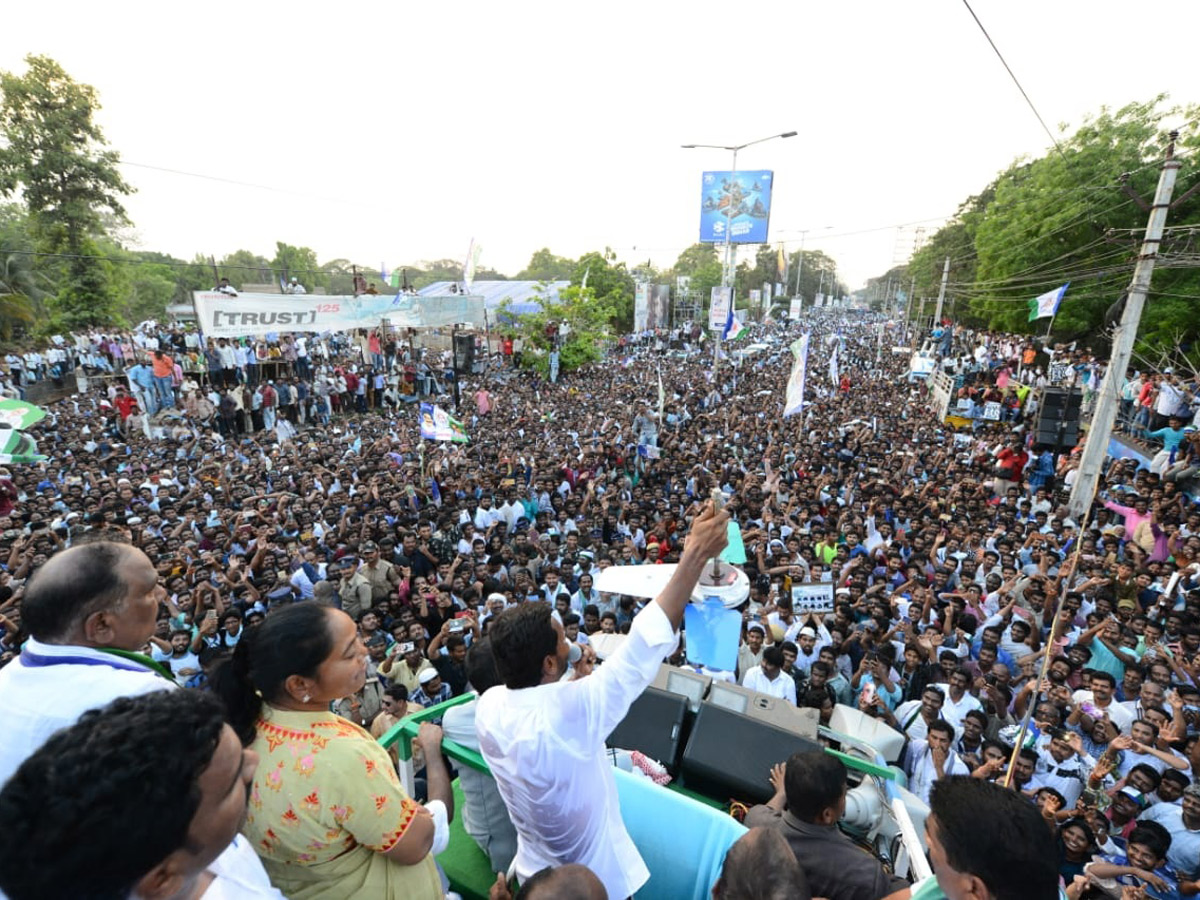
[419,403,469,443]
[430,477,442,507]
[463,239,483,293]
[784,333,810,417]
[0,399,47,430]
[657,368,665,423]
[776,246,788,283]
[1028,283,1069,321]
[723,307,747,341]
[279,276,288,294]
[0,428,45,464]
[637,443,661,460]
[828,341,839,385]
[380,262,391,286]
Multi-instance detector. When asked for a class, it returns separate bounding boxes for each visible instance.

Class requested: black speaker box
[681,702,823,804]
[452,333,474,373]
[605,686,689,772]
[1034,387,1082,447]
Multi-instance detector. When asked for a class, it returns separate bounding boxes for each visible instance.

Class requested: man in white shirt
[0,541,171,785]
[742,645,798,704]
[940,666,984,730]
[0,689,282,900]
[476,503,730,900]
[905,720,970,804]
[441,638,519,874]
[287,277,307,295]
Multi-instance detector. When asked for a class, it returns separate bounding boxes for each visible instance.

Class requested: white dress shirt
[905,739,970,804]
[475,601,679,900]
[442,696,519,873]
[741,666,798,704]
[0,638,170,786]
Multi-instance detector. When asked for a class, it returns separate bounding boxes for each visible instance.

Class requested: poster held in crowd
[791,582,835,616]
[418,403,469,443]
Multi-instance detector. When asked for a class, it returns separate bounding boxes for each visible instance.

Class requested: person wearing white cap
[411,666,451,710]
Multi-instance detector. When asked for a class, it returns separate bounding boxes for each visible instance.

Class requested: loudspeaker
[1034,387,1082,448]
[681,702,823,804]
[452,333,474,373]
[605,686,689,772]
[707,680,820,740]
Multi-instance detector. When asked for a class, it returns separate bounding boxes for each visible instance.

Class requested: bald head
[517,864,607,900]
[713,827,811,900]
[21,542,157,647]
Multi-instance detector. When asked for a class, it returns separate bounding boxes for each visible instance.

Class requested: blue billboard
[699,170,774,243]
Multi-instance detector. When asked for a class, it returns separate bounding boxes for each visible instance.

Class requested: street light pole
[682,130,796,375]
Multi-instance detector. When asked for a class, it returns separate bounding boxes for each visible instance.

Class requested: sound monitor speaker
[707,681,820,740]
[605,686,689,773]
[681,702,823,804]
[452,333,474,373]
[1034,387,1082,448]
[652,664,711,713]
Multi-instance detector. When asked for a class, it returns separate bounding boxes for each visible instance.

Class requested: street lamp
[682,131,797,372]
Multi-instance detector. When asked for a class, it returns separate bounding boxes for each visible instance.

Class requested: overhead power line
[960,0,1067,161]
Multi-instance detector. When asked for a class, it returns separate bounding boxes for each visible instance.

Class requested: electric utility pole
[1068,133,1184,518]
[932,257,950,325]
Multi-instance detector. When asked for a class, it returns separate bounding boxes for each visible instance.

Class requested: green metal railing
[377,694,899,785]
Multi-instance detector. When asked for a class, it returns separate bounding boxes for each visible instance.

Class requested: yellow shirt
[245,706,440,900]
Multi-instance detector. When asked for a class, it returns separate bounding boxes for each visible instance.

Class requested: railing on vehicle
[377,695,931,895]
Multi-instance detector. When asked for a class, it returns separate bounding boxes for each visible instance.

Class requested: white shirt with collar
[742,666,798,704]
[475,601,679,900]
[0,637,171,786]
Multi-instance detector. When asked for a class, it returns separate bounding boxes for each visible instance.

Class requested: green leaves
[890,96,1200,356]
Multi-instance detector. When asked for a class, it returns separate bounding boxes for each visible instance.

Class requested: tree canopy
[884,97,1200,357]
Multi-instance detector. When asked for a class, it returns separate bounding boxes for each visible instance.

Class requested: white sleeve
[558,602,679,748]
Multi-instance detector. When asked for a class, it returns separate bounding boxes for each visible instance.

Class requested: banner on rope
[193,291,485,337]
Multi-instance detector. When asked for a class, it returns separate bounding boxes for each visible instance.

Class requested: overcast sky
[3,1,1197,291]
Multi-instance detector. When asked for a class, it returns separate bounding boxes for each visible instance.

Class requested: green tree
[0,55,133,328]
[220,249,274,287]
[517,248,575,281]
[900,97,1200,352]
[666,243,723,314]
[572,248,634,333]
[271,242,320,290]
[498,283,614,374]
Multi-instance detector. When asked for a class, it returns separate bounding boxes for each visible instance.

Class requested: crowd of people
[0,305,1198,900]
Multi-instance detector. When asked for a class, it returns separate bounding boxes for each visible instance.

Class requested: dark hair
[1090,670,1116,688]
[1126,762,1162,791]
[384,684,410,702]
[0,690,227,900]
[762,645,785,668]
[929,777,1058,900]
[21,542,131,641]
[211,603,337,744]
[488,602,557,690]
[783,750,846,822]
[964,709,989,728]
[465,637,502,695]
[802,688,831,710]
[1127,822,1171,861]
[713,827,812,900]
[928,720,954,740]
